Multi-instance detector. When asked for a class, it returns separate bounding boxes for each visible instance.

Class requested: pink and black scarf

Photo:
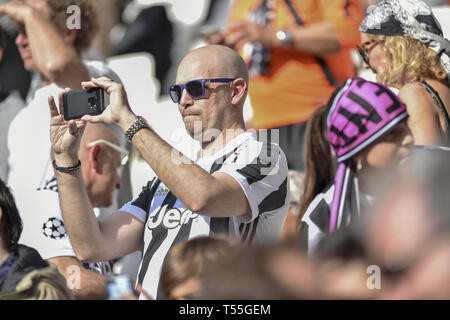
[326,78,408,232]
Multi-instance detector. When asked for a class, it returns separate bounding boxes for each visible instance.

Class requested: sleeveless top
[414,80,450,146]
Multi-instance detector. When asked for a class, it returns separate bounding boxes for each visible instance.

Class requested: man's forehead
[176,59,225,84]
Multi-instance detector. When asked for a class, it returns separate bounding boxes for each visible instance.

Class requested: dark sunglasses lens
[357,46,369,64]
[186,81,204,98]
[169,86,182,102]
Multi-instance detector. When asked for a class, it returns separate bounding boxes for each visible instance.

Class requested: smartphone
[106,274,137,300]
[63,87,105,121]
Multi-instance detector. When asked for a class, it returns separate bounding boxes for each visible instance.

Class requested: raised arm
[47,256,107,300]
[48,91,143,262]
[0,1,89,88]
[216,0,363,56]
[80,78,251,218]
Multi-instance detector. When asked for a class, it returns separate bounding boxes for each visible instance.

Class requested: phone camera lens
[88,97,97,108]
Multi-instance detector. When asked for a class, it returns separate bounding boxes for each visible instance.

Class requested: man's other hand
[48,89,86,164]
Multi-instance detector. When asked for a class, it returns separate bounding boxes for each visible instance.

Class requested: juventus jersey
[299,185,374,255]
[120,131,289,299]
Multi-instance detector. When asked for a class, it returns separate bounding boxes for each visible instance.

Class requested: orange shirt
[227,0,364,129]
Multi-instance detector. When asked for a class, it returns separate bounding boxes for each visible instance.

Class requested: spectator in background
[209,0,364,171]
[358,0,450,146]
[160,236,236,300]
[297,104,335,230]
[1,0,121,210]
[365,150,450,299]
[0,25,25,181]
[299,78,413,254]
[19,122,125,299]
[0,179,73,300]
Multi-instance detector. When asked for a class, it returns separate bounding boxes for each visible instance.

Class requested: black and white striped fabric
[120,131,289,299]
[299,184,374,255]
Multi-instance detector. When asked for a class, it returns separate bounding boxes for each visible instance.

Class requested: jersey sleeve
[120,193,150,223]
[217,139,289,223]
[119,178,160,223]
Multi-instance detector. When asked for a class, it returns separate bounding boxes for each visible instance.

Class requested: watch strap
[52,160,81,173]
[124,116,149,143]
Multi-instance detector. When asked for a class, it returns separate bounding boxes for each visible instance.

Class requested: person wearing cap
[358,0,450,147]
[298,77,414,254]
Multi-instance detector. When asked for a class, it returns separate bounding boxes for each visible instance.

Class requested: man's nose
[15,32,28,47]
[362,59,370,70]
[179,88,194,107]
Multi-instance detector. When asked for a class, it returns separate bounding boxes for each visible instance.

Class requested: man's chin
[21,58,36,72]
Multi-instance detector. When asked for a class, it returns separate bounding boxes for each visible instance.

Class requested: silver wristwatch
[124,116,148,142]
[276,30,293,46]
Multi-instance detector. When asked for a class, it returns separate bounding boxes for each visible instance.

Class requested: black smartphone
[63,87,105,121]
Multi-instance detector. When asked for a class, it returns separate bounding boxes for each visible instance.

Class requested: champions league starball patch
[42,217,67,239]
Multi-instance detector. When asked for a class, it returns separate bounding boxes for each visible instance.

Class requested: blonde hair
[372,34,447,86]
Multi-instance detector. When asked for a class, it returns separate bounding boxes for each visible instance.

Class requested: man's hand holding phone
[48,88,86,166]
[80,77,138,133]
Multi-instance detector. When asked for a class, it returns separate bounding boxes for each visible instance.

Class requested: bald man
[19,123,126,299]
[48,45,289,299]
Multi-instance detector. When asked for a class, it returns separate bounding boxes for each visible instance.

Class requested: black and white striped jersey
[299,185,334,255]
[299,184,374,255]
[120,131,289,299]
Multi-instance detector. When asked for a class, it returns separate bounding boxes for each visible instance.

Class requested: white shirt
[7,60,120,210]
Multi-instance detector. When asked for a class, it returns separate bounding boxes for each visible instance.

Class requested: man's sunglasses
[356,39,382,65]
[168,78,236,103]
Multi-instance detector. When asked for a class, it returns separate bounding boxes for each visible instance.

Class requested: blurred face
[15,0,50,71]
[89,147,122,208]
[367,185,450,299]
[359,122,413,170]
[174,54,232,142]
[359,33,387,82]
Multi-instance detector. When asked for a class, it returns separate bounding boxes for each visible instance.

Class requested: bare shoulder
[398,82,435,113]
[399,82,428,99]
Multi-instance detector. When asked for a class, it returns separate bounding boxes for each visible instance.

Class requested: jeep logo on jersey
[147,204,199,230]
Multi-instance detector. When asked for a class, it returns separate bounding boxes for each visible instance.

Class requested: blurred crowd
[0,0,449,301]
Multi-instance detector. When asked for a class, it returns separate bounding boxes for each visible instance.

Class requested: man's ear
[63,29,77,47]
[231,78,247,106]
[89,144,103,174]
